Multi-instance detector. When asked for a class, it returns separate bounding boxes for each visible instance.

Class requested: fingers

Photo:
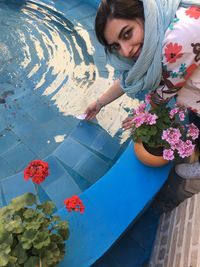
[85,109,98,121]
[85,112,96,121]
[122,116,134,130]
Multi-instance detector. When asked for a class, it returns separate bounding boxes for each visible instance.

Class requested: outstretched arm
[85,79,124,120]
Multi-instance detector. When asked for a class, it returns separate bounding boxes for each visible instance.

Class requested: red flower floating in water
[64,195,85,213]
[185,6,200,19]
[24,160,49,184]
[164,42,183,63]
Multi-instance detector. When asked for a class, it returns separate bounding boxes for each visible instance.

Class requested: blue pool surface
[0,0,126,208]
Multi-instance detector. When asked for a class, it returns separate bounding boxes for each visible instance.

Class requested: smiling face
[104,18,144,59]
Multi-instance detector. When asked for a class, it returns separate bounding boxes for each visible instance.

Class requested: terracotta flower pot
[134,142,168,167]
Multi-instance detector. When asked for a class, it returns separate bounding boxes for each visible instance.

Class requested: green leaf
[0,252,9,267]
[58,228,70,240]
[0,243,11,255]
[42,243,61,265]
[7,256,17,264]
[23,209,36,219]
[55,221,69,230]
[51,215,60,222]
[10,193,36,211]
[5,216,23,234]
[24,215,45,230]
[39,201,55,215]
[24,256,39,267]
[0,207,14,219]
[33,232,51,249]
[50,234,63,243]
[0,224,11,244]
[12,243,28,264]
[20,229,37,250]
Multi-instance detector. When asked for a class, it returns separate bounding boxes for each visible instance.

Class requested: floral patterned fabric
[156,6,200,114]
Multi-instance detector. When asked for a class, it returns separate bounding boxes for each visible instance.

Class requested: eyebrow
[108,25,129,47]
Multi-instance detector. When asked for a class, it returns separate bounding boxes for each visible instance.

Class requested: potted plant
[0,160,84,267]
[131,95,199,167]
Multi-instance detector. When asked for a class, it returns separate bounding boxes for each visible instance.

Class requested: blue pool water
[0,0,129,208]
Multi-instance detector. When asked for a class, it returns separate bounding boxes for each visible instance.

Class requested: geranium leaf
[33,232,51,249]
[24,256,39,267]
[0,207,14,219]
[10,193,36,211]
[58,228,70,240]
[5,216,23,234]
[39,201,55,215]
[0,252,9,266]
[12,244,27,264]
[23,209,36,219]
[20,229,37,250]
[0,243,11,255]
[0,224,11,243]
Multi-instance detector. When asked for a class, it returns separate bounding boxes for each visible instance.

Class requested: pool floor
[0,0,133,209]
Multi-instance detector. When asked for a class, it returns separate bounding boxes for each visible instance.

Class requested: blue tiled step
[0,155,82,208]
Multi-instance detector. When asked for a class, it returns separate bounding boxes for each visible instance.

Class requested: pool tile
[0,129,20,155]
[29,104,60,124]
[0,156,15,180]
[70,121,102,147]
[74,151,110,183]
[0,187,3,207]
[67,170,92,191]
[41,155,71,189]
[63,3,96,22]
[45,174,81,209]
[53,136,88,168]
[12,116,39,139]
[1,172,36,205]
[2,143,36,172]
[91,132,121,160]
[21,128,51,158]
[43,115,76,137]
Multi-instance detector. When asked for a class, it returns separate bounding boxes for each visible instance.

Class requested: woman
[85,0,200,179]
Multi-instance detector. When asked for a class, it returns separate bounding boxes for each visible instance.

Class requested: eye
[109,43,120,52]
[123,29,132,40]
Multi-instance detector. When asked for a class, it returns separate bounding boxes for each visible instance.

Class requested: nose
[120,42,132,58]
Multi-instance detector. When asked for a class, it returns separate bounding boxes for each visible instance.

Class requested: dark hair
[95,0,144,51]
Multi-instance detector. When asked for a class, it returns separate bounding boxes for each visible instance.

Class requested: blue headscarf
[109,0,200,99]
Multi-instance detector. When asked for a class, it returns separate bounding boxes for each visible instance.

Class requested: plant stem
[34,183,39,205]
[39,257,42,267]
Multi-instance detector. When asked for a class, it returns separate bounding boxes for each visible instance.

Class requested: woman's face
[104,18,144,59]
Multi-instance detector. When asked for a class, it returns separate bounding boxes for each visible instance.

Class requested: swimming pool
[0,0,134,208]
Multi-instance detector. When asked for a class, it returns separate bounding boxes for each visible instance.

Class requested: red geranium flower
[24,160,49,184]
[64,195,85,213]
[164,42,183,63]
[185,6,200,19]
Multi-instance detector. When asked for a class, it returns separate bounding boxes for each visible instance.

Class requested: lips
[133,46,142,59]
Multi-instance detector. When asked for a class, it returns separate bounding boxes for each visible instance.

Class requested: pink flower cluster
[169,107,186,121]
[162,124,199,160]
[132,102,158,128]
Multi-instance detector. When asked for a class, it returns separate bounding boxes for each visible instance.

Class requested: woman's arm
[85,79,124,120]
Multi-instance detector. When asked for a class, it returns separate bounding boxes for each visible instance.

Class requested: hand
[122,116,134,130]
[85,101,102,120]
